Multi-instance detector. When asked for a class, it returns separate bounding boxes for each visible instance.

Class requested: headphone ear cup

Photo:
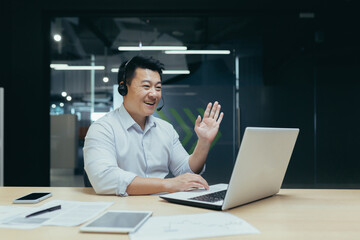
[118,84,128,96]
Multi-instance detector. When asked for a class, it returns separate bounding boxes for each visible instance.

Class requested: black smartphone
[13,192,52,204]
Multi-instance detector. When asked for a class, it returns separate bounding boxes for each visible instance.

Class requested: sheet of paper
[0,206,41,229]
[42,200,113,226]
[130,212,260,240]
[0,200,113,229]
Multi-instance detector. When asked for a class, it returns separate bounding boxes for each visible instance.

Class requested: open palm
[194,102,224,143]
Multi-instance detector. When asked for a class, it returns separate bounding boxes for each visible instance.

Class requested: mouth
[144,101,156,106]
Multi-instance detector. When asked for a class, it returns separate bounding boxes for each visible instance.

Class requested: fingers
[191,174,209,190]
[195,115,201,127]
[174,173,209,192]
[217,112,224,124]
[209,101,218,118]
[205,101,223,122]
[185,183,206,191]
[204,102,212,118]
[213,103,221,120]
[193,174,209,190]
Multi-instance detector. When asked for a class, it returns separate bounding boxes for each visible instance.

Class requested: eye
[143,85,150,89]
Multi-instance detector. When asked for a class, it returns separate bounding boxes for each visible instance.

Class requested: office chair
[83,171,92,188]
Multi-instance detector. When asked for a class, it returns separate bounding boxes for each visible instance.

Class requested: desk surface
[1,187,360,239]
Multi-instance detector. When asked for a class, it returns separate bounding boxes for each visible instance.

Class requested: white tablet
[80,210,152,233]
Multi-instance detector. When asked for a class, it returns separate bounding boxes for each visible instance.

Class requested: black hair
[117,55,164,86]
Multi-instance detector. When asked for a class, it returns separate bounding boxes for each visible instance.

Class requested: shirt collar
[118,105,136,130]
[145,115,156,132]
[118,104,157,132]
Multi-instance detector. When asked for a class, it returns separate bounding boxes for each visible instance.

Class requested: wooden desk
[1,187,360,239]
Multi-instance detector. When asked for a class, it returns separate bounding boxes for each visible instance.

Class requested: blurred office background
[0,0,359,188]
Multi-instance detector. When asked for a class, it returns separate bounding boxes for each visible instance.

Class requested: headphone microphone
[157,96,165,111]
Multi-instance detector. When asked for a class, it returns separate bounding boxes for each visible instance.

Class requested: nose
[148,88,155,97]
[148,87,159,98]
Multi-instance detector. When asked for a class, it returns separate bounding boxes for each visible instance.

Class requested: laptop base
[160,196,223,210]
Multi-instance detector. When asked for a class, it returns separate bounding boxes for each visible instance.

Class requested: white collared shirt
[83,105,200,196]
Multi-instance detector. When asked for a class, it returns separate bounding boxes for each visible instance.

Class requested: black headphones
[117,57,165,111]
[117,59,132,96]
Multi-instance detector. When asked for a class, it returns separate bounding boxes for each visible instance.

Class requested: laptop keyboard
[189,190,227,203]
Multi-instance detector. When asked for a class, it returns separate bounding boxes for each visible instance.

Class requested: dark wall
[315,9,360,187]
[0,1,11,87]
[1,1,50,186]
[317,64,360,186]
[1,0,359,187]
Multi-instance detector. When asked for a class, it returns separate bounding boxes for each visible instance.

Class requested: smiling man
[83,56,223,196]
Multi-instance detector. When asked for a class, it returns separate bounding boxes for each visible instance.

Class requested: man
[83,56,223,196]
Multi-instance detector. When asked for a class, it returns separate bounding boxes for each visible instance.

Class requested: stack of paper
[0,200,113,229]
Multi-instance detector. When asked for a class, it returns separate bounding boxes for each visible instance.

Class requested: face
[123,68,162,124]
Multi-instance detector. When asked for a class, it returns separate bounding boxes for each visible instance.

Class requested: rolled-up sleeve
[83,122,136,196]
[168,128,205,176]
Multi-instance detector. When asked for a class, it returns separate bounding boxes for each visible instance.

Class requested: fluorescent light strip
[52,66,105,70]
[111,68,189,74]
[163,70,190,74]
[50,64,69,68]
[165,50,231,55]
[118,46,187,51]
[299,12,315,18]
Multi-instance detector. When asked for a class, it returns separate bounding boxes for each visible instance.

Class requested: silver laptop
[160,127,299,210]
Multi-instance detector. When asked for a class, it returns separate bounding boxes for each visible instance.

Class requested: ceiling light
[163,70,190,74]
[53,34,62,42]
[50,64,68,68]
[111,68,190,74]
[165,50,231,55]
[103,77,109,83]
[61,91,67,97]
[118,46,187,51]
[299,12,315,18]
[51,104,56,109]
[66,96,72,101]
[59,102,64,107]
[52,66,105,70]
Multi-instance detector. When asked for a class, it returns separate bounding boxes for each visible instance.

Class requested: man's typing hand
[164,173,209,193]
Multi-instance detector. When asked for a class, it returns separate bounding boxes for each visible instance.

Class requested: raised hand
[194,101,224,144]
